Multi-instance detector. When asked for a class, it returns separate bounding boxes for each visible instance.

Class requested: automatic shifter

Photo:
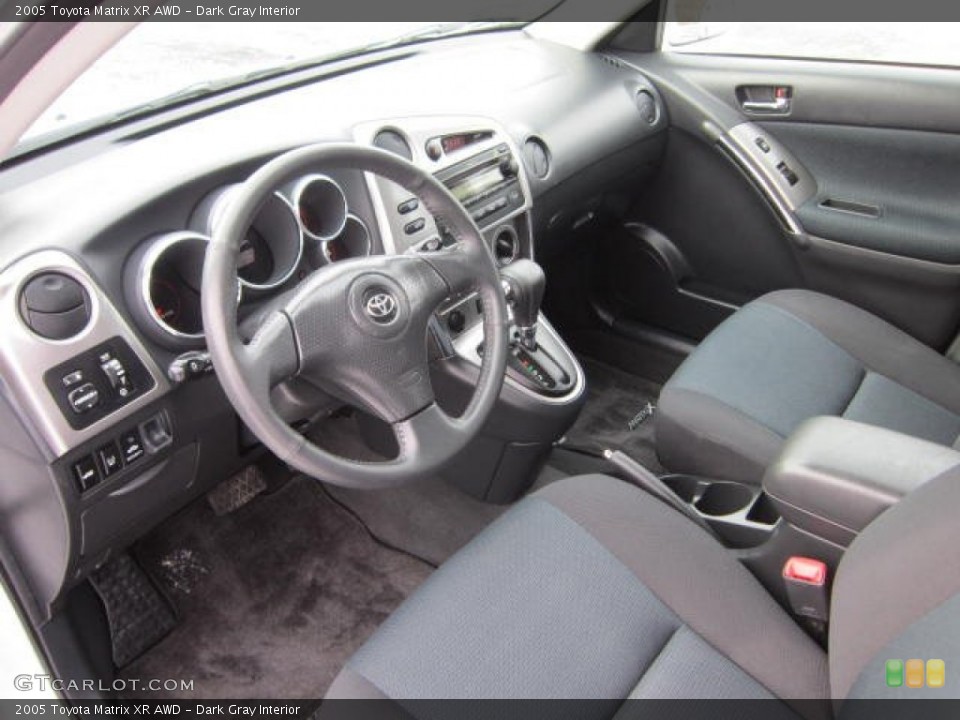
[500,259,546,350]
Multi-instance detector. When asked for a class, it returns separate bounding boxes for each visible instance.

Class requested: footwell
[121,477,432,699]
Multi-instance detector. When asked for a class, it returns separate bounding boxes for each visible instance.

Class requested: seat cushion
[326,475,828,705]
[657,290,960,484]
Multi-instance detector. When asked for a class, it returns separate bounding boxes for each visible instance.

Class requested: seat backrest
[830,465,960,699]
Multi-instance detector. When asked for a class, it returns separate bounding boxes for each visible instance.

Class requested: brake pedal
[89,553,176,668]
[207,464,267,516]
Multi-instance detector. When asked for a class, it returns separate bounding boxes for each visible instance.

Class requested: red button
[783,557,827,586]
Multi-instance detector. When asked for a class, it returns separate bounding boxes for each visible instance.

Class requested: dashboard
[0,30,667,622]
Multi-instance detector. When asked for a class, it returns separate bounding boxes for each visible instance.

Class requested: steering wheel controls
[168,351,214,384]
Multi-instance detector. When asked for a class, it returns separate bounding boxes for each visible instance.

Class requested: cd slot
[462,179,514,208]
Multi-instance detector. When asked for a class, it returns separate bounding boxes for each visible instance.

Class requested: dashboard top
[0,30,666,460]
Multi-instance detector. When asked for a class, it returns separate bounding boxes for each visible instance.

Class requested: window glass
[662,21,960,68]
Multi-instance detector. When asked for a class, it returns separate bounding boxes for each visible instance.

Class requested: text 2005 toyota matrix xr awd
[2,8,960,717]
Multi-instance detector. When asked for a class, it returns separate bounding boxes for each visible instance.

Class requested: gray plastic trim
[353,115,534,255]
[452,313,585,406]
[0,250,169,459]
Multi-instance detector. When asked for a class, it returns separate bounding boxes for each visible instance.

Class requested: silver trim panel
[452,312,585,406]
[0,250,170,459]
[353,115,534,256]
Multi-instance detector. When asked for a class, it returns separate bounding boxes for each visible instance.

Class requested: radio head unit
[436,143,524,228]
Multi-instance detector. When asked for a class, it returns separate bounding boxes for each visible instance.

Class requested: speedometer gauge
[237,228,275,286]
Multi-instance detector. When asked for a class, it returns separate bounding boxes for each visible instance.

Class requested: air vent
[522,137,550,180]
[372,129,413,161]
[19,272,92,340]
[493,226,519,267]
[635,89,660,125]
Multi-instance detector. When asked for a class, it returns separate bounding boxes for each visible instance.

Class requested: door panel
[599,49,960,349]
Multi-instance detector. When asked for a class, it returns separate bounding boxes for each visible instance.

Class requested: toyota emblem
[364,291,398,324]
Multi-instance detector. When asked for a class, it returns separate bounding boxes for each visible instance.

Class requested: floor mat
[562,356,665,473]
[312,412,563,566]
[122,477,432,699]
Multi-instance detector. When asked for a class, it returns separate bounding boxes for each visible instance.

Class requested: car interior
[2,9,960,710]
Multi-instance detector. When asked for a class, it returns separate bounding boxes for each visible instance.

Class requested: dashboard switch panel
[44,337,155,431]
[72,456,100,492]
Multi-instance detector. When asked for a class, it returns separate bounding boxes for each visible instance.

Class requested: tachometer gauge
[150,277,181,324]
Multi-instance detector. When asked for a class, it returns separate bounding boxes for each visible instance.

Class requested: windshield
[18,21,524,153]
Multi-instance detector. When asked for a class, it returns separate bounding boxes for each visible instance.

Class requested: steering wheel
[201,144,509,488]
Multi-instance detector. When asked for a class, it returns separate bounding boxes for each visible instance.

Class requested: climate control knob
[500,157,519,179]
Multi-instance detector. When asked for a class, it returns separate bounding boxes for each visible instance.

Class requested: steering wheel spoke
[419,244,486,305]
[239,310,300,391]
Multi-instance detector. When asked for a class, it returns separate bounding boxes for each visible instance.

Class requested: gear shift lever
[500,259,546,350]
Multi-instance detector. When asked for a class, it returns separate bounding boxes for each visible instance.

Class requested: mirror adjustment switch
[68,383,100,414]
[100,357,134,398]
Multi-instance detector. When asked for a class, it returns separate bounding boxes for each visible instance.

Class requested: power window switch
[72,456,100,492]
[97,442,123,478]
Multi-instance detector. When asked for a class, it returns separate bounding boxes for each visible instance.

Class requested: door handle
[737,85,792,115]
[742,97,790,113]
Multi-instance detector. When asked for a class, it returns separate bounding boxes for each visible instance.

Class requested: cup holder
[660,475,701,504]
[661,474,780,549]
[695,482,755,518]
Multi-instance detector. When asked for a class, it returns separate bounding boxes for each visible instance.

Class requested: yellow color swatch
[926,659,945,689]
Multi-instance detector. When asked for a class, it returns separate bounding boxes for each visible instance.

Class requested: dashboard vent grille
[19,272,91,340]
[372,129,413,161]
[522,137,550,180]
[635,89,660,125]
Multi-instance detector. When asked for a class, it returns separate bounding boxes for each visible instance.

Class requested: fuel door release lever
[737,85,792,115]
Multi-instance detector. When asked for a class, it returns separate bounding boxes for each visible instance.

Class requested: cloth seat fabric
[656,289,960,485]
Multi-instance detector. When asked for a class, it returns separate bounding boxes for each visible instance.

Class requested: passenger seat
[656,289,960,484]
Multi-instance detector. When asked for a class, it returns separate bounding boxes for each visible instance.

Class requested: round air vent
[492,226,519,267]
[19,272,92,340]
[635,89,660,125]
[522,137,550,180]
[372,129,413,161]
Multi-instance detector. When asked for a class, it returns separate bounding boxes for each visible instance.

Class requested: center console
[764,417,960,548]
[355,117,586,502]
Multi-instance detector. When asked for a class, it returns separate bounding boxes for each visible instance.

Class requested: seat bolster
[537,476,830,701]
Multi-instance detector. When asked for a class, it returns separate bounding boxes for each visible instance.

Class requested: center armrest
[763,417,960,547]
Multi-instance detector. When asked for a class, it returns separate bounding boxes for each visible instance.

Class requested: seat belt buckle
[783,556,829,622]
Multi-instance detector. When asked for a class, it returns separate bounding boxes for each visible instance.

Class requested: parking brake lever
[604,449,719,539]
